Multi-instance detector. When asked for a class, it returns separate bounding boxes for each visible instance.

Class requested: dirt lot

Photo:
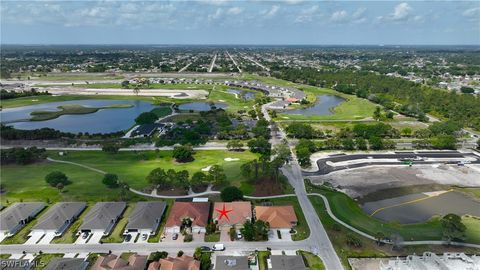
[310,164,480,198]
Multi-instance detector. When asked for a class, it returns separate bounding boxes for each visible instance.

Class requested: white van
[213,243,225,251]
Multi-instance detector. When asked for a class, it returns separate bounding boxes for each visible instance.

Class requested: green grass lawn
[1,150,259,203]
[204,232,220,242]
[251,197,310,241]
[102,204,134,243]
[307,187,480,244]
[257,251,271,270]
[33,253,64,269]
[207,85,262,112]
[299,251,326,270]
[151,107,173,118]
[10,72,124,81]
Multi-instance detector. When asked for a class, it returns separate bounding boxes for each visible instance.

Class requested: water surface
[1,100,159,134]
[283,94,345,116]
[178,102,227,111]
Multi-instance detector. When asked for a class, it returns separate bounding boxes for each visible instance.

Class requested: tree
[241,220,255,241]
[121,80,130,89]
[373,106,382,121]
[133,86,140,96]
[172,145,194,162]
[401,127,412,137]
[190,171,208,188]
[220,186,244,202]
[375,232,385,245]
[199,253,211,270]
[368,136,384,150]
[102,173,119,188]
[149,251,168,261]
[247,137,271,156]
[207,165,227,186]
[177,250,184,257]
[56,183,64,193]
[146,168,169,188]
[45,171,69,187]
[253,220,269,241]
[355,138,368,150]
[460,86,474,94]
[272,143,291,163]
[102,143,120,154]
[134,112,158,125]
[226,140,244,151]
[441,214,466,242]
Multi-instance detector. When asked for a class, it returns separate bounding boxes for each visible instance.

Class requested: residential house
[125,201,167,236]
[269,255,308,270]
[165,202,210,233]
[78,202,126,236]
[214,256,250,270]
[0,202,45,238]
[254,206,298,232]
[31,202,86,236]
[147,255,200,270]
[44,258,89,270]
[212,202,252,230]
[91,254,147,270]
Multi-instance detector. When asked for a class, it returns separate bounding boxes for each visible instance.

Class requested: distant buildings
[379,252,480,270]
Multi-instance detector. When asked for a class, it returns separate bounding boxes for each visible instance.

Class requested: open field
[56,83,215,91]
[0,150,259,203]
[29,104,133,121]
[207,85,261,112]
[9,72,124,81]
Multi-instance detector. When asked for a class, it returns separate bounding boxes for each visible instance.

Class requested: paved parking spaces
[37,232,56,244]
[24,232,44,245]
[88,232,104,244]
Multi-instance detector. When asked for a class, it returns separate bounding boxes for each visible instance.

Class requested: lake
[361,191,480,224]
[178,102,227,111]
[226,89,256,100]
[283,94,345,116]
[1,100,159,134]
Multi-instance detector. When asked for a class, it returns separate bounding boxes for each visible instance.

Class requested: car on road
[212,244,225,251]
[124,234,132,242]
[172,233,178,240]
[200,246,211,252]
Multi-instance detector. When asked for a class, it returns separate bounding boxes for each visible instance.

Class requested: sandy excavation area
[44,87,209,99]
[310,164,480,198]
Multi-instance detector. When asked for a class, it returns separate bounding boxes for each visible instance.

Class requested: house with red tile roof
[213,202,252,230]
[254,206,297,231]
[165,202,210,233]
[147,255,200,270]
[91,254,147,270]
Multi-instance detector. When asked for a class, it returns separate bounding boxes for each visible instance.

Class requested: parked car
[172,233,178,240]
[141,234,148,240]
[200,246,211,252]
[213,244,225,251]
[236,231,242,239]
[124,234,132,242]
[82,232,89,239]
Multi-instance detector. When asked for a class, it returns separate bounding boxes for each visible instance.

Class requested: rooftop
[78,202,126,232]
[165,202,210,228]
[0,202,45,232]
[126,201,167,231]
[32,202,86,231]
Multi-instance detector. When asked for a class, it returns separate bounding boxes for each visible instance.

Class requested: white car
[213,243,225,251]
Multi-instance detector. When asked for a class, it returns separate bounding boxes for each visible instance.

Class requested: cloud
[330,10,348,23]
[295,5,319,23]
[263,5,279,18]
[378,2,413,22]
[463,7,480,21]
[227,7,243,15]
[208,8,223,21]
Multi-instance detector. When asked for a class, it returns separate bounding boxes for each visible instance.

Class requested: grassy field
[9,72,124,81]
[151,106,173,118]
[299,251,326,270]
[61,83,215,91]
[251,197,310,241]
[307,186,480,244]
[207,85,261,112]
[1,150,259,203]
[29,104,132,121]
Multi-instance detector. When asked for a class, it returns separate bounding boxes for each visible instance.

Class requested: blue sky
[1,0,479,45]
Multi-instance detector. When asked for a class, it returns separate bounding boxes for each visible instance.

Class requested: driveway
[24,232,45,245]
[136,233,149,243]
[123,232,138,244]
[192,232,205,242]
[37,232,56,244]
[0,235,7,243]
[88,232,104,244]
[75,235,89,244]
[220,227,231,242]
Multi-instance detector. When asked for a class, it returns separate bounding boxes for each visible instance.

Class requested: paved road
[262,102,344,270]
[305,151,480,176]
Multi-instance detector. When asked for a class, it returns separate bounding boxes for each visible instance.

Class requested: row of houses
[0,202,167,241]
[165,201,298,233]
[0,201,297,242]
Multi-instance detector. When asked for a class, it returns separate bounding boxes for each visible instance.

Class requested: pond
[1,100,160,134]
[361,191,480,224]
[283,94,345,116]
[226,89,256,100]
[178,102,227,111]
